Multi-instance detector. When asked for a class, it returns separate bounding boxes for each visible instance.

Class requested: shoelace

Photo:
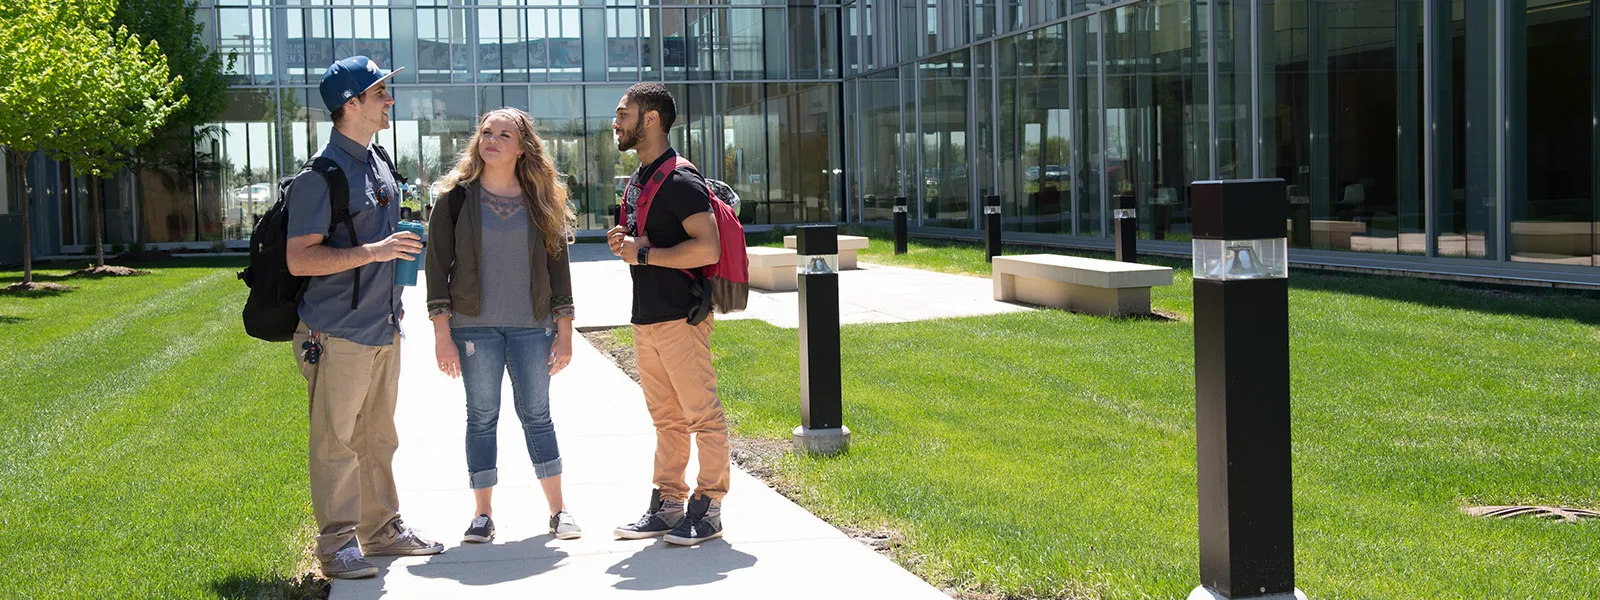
[334,546,364,565]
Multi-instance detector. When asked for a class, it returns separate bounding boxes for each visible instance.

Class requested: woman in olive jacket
[425,108,580,543]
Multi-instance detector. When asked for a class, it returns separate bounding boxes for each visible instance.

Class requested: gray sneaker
[363,520,445,557]
[550,510,582,540]
[322,540,379,580]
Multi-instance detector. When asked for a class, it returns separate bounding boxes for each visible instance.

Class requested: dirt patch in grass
[1,282,77,295]
[71,265,147,277]
[582,329,640,383]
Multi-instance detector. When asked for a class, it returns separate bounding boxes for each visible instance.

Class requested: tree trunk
[10,149,33,286]
[91,176,104,268]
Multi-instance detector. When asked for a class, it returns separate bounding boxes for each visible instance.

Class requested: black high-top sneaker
[614,489,685,539]
[664,494,722,546]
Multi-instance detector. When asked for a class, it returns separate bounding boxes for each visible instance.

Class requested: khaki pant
[294,322,404,562]
[633,316,730,501]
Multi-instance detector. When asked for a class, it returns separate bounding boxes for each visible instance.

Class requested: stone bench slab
[993,254,1173,316]
[747,247,798,291]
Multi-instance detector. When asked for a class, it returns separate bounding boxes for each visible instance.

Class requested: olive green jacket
[424,182,575,322]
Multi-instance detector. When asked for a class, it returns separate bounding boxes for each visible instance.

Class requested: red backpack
[631,156,750,316]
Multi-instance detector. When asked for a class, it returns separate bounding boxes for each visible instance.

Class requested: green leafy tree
[51,5,187,270]
[0,0,120,287]
[111,0,233,177]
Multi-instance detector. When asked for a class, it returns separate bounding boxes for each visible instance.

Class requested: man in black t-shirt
[606,83,730,547]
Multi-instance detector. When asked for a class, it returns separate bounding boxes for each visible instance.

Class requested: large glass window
[860,75,902,222]
[720,83,768,222]
[220,8,274,85]
[1074,15,1103,236]
[1510,0,1595,266]
[1144,0,1206,241]
[1263,0,1431,256]
[768,83,841,224]
[1003,25,1071,234]
[394,87,476,210]
[205,90,280,242]
[417,8,470,83]
[920,50,972,228]
[584,85,633,228]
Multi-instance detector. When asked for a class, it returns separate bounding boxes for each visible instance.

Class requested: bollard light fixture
[1188,178,1305,600]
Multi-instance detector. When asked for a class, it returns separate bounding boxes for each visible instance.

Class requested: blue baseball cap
[319,56,404,112]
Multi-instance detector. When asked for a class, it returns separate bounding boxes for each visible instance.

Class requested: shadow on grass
[0,257,248,286]
[0,315,25,324]
[209,572,329,600]
[0,283,77,298]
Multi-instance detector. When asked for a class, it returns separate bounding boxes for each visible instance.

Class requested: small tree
[0,0,118,288]
[53,9,186,271]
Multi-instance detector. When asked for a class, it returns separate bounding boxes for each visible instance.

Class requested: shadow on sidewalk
[606,539,758,591]
[404,535,570,587]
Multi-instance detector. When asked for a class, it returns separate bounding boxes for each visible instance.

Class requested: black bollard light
[792,224,849,455]
[1188,179,1304,600]
[893,196,909,255]
[1115,194,1138,263]
[984,194,1002,262]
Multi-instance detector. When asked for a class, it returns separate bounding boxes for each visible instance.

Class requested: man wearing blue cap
[285,56,443,580]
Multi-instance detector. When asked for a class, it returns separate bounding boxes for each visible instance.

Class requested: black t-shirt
[626,148,712,325]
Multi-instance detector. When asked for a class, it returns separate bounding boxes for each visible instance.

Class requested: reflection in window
[608,8,644,80]
[417,8,469,83]
[1511,0,1595,266]
[584,86,632,229]
[921,51,972,229]
[220,8,274,85]
[720,84,767,222]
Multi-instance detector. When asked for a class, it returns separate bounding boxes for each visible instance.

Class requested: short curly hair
[624,82,676,134]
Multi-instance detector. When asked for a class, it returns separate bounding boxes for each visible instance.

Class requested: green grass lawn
[0,260,317,599]
[703,238,1600,599]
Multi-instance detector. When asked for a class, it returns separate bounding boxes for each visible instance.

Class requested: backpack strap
[634,155,694,236]
[371,143,405,183]
[446,185,468,224]
[304,157,361,311]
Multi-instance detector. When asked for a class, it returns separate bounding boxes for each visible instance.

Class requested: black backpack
[239,146,404,342]
[238,158,355,342]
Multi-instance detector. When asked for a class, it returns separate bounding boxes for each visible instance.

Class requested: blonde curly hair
[435,108,575,255]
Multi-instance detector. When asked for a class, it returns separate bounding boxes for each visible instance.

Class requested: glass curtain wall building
[843,0,1600,277]
[4,0,1598,282]
[175,0,843,244]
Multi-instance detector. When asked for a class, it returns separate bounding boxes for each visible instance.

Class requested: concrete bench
[1309,220,1367,250]
[747,247,798,291]
[993,254,1173,316]
[784,234,870,270]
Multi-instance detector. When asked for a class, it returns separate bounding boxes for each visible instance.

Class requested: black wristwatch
[637,246,651,266]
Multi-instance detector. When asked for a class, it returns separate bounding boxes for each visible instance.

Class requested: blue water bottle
[394,220,426,286]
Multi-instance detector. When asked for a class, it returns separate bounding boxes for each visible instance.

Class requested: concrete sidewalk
[329,275,950,599]
[569,242,1030,330]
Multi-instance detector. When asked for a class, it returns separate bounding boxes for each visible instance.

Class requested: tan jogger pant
[633,316,730,501]
[294,322,404,562]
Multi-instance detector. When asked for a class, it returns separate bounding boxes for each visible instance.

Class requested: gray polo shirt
[286,129,403,347]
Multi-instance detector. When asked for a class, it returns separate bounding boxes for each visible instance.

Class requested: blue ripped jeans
[452,326,563,489]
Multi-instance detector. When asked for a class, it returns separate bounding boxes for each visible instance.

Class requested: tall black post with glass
[984,194,1002,262]
[792,225,850,455]
[893,196,909,255]
[1115,194,1138,263]
[1188,179,1305,600]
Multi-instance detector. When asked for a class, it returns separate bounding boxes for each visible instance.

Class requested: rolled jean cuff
[533,457,563,480]
[469,468,499,490]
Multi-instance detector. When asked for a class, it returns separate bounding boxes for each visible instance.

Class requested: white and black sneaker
[613,489,685,539]
[321,539,380,579]
[550,510,582,540]
[462,514,495,544]
[664,494,723,546]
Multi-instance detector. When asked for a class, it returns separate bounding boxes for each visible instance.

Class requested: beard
[616,120,646,152]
